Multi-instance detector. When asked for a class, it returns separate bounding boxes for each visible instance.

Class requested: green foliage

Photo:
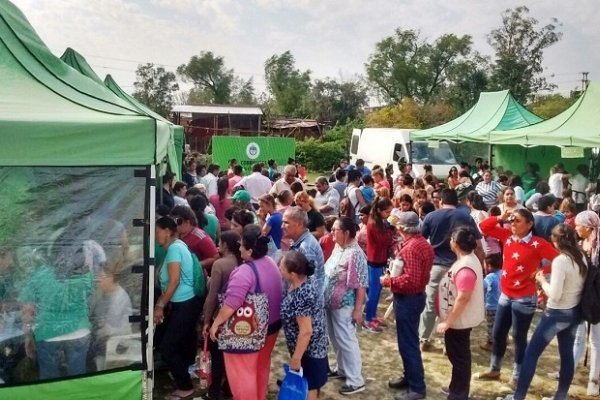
[488,6,562,103]
[365,29,477,104]
[132,63,179,117]
[296,138,347,173]
[295,119,363,172]
[365,99,457,129]
[264,51,312,117]
[177,51,255,105]
[528,93,578,119]
[309,79,367,125]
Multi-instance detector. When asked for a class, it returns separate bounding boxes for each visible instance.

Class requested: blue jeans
[365,264,384,322]
[514,307,581,400]
[490,294,537,379]
[394,293,426,395]
[37,333,91,379]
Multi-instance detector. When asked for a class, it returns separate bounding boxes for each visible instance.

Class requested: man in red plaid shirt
[381,211,434,400]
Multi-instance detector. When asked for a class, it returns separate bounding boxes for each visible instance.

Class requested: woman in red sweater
[474,208,558,389]
[364,196,394,333]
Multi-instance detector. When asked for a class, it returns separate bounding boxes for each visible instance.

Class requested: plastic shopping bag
[277,363,308,400]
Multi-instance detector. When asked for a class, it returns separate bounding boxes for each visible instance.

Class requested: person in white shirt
[570,164,591,212]
[234,163,273,207]
[204,164,220,198]
[548,164,571,201]
[314,176,340,217]
[270,165,304,195]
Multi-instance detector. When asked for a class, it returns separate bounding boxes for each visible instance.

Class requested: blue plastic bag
[277,363,309,400]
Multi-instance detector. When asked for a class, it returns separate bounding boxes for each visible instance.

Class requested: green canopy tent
[470,83,600,177]
[410,90,543,143]
[59,47,182,179]
[0,0,163,398]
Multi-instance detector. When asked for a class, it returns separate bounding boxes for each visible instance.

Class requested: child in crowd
[481,253,502,352]
[90,267,133,371]
[559,198,577,228]
[319,215,338,262]
[356,204,372,253]
[360,175,375,204]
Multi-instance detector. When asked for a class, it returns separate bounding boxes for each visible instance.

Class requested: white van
[349,128,458,179]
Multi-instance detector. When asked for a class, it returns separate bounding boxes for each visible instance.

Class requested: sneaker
[420,341,433,352]
[472,370,501,381]
[395,391,426,400]
[388,376,409,390]
[588,381,600,396]
[327,370,345,380]
[374,317,388,327]
[362,320,383,333]
[541,397,554,400]
[495,396,513,400]
[339,384,366,395]
[479,342,492,352]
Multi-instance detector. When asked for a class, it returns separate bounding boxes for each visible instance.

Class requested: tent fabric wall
[493,145,590,179]
[0,370,143,400]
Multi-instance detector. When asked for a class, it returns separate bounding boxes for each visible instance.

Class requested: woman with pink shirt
[209,225,283,400]
[210,177,232,231]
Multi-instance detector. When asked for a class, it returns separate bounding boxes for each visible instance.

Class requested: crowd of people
[153,154,600,400]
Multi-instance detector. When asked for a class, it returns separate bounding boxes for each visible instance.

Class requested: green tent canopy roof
[59,47,105,85]
[481,82,600,147]
[58,46,182,176]
[410,90,543,143]
[0,0,167,166]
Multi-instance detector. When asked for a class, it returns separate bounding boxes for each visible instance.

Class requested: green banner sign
[211,136,296,171]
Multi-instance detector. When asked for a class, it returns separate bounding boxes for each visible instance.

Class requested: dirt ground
[154,291,595,400]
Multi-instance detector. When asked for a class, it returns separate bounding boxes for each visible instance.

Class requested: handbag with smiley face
[217,261,269,353]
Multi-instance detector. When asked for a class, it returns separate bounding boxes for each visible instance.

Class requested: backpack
[581,264,600,324]
[339,187,357,219]
[190,252,207,298]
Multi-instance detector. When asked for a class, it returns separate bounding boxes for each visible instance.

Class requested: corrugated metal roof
[172,105,263,115]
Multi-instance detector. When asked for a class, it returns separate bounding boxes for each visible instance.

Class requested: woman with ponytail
[364,196,394,333]
[502,224,587,400]
[209,225,283,400]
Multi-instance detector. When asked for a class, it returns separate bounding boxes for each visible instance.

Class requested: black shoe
[328,370,345,380]
[276,378,283,387]
[388,376,409,389]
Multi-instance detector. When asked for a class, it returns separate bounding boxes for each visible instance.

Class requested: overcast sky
[10,0,600,102]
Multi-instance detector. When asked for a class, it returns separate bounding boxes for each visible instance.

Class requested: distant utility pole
[581,72,590,90]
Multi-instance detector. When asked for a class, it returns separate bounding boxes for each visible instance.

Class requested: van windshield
[411,142,457,165]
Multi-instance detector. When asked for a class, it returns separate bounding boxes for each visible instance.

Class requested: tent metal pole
[146,164,156,399]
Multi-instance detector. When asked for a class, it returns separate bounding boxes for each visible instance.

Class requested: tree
[177,52,234,104]
[528,93,578,119]
[365,29,475,104]
[365,99,423,128]
[264,51,311,117]
[488,6,562,103]
[132,63,179,117]
[309,79,368,124]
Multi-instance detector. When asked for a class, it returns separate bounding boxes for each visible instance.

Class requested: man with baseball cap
[381,211,434,400]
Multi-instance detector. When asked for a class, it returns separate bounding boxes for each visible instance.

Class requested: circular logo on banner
[245,142,260,159]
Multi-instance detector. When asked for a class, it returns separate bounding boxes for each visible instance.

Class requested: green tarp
[0,0,170,167]
[410,90,543,142]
